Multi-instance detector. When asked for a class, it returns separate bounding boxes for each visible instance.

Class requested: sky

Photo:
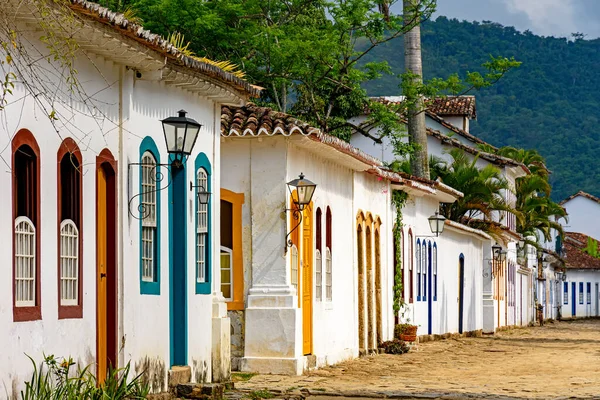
[428,0,600,39]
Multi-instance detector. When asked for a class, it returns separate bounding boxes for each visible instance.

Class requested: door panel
[97,167,107,383]
[96,160,117,384]
[571,282,576,317]
[458,256,465,334]
[302,205,313,355]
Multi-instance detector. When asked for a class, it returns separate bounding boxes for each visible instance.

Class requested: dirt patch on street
[237,319,600,399]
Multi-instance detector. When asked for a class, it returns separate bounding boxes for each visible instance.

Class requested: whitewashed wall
[0,28,225,395]
[400,195,487,336]
[0,36,120,395]
[558,270,600,318]
[561,197,600,241]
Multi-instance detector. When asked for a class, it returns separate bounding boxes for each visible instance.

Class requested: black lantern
[492,243,506,263]
[286,173,317,211]
[284,173,317,252]
[428,211,446,237]
[189,181,211,205]
[161,110,202,166]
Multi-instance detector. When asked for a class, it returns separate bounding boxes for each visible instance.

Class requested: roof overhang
[444,220,492,242]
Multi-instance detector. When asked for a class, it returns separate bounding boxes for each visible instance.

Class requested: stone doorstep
[148,382,230,400]
[169,366,192,388]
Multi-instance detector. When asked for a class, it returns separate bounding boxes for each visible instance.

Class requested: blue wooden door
[571,282,576,317]
[427,243,433,335]
[170,166,187,366]
[458,255,465,334]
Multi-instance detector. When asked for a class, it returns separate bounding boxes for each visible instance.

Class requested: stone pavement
[231,319,600,399]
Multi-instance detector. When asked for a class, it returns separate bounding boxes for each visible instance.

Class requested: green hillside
[362,16,600,201]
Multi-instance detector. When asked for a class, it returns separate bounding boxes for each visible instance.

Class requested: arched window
[289,191,301,296]
[196,168,209,283]
[433,243,438,301]
[326,207,332,301]
[408,229,413,303]
[13,130,41,322]
[291,245,299,290]
[57,139,83,318]
[138,137,162,295]
[315,207,322,301]
[416,239,421,301]
[195,152,212,294]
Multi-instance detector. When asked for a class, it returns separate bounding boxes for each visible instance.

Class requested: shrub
[394,323,416,339]
[380,339,409,355]
[20,354,149,400]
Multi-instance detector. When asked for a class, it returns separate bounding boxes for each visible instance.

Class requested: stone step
[177,383,227,400]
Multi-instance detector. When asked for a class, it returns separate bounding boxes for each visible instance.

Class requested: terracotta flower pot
[400,325,418,342]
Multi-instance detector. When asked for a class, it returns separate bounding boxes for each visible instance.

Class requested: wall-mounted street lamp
[128,110,203,219]
[284,173,317,251]
[427,211,446,237]
[492,243,507,263]
[161,110,202,167]
[189,182,211,205]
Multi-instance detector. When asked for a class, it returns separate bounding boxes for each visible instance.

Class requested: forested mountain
[362,16,600,201]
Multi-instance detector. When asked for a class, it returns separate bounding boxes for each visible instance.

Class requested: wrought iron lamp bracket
[128,162,173,220]
[284,206,303,253]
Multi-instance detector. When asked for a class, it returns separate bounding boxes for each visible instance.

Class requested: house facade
[559,232,600,318]
[1,0,257,395]
[220,104,495,375]
[350,97,528,334]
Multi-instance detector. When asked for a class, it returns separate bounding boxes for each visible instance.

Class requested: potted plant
[394,321,418,342]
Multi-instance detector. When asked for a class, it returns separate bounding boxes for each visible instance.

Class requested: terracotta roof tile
[428,96,477,119]
[564,232,600,270]
[560,191,600,206]
[68,0,261,97]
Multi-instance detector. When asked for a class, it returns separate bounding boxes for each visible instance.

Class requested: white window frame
[15,216,36,307]
[141,151,157,282]
[422,243,427,299]
[220,246,233,301]
[60,219,79,306]
[325,247,332,301]
[315,249,322,301]
[196,168,208,283]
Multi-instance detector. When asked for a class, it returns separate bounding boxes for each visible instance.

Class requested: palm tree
[435,149,513,236]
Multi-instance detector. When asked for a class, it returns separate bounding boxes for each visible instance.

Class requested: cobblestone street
[235,319,600,399]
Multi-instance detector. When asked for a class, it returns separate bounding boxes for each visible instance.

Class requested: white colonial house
[350,96,529,334]
[0,0,258,396]
[559,232,600,318]
[219,104,495,375]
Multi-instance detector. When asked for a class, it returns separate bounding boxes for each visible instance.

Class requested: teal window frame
[139,137,161,295]
[195,152,212,294]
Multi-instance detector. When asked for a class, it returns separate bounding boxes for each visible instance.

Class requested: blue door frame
[169,165,188,366]
[458,255,465,334]
[427,243,433,335]
[571,282,576,317]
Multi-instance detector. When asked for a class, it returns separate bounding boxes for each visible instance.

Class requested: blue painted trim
[416,239,421,302]
[563,282,568,304]
[139,137,161,295]
[458,254,465,335]
[587,282,591,304]
[579,282,584,304]
[433,243,438,301]
[422,241,427,302]
[169,160,188,366]
[427,242,432,335]
[571,282,576,316]
[194,152,212,295]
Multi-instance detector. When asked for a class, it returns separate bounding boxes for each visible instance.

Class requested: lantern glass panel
[184,124,200,154]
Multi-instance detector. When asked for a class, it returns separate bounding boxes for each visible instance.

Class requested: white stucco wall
[400,195,487,336]
[0,27,226,395]
[558,270,600,318]
[561,197,600,241]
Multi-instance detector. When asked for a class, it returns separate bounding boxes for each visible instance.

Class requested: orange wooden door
[302,204,313,355]
[97,167,108,383]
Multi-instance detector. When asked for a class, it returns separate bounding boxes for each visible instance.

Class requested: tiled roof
[221,104,462,200]
[428,96,477,119]
[564,232,600,270]
[221,104,382,168]
[560,191,600,206]
[68,0,261,97]
[370,97,492,149]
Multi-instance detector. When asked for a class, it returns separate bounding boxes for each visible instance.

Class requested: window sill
[14,306,41,322]
[141,281,160,295]
[59,305,83,319]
